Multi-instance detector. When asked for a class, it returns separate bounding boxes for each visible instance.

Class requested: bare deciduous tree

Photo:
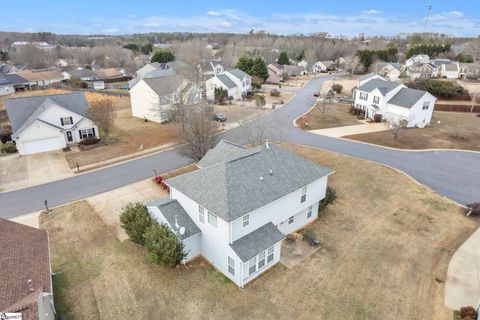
[178,104,218,161]
[470,90,480,113]
[385,119,408,139]
[172,39,211,85]
[89,97,116,142]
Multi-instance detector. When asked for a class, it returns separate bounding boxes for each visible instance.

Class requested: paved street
[1,75,480,217]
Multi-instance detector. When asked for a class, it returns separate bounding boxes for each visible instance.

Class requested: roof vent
[265,139,270,149]
[269,169,273,175]
[179,227,185,236]
[259,176,264,181]
[174,215,180,229]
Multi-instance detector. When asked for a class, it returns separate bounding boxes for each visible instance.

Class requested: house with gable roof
[146,140,334,287]
[6,92,99,155]
[354,75,436,128]
[205,68,252,100]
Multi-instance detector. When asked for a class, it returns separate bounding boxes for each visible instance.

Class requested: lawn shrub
[120,202,153,245]
[459,306,477,320]
[270,89,280,97]
[1,142,17,154]
[319,186,336,212]
[405,79,468,98]
[79,137,100,146]
[255,95,266,107]
[373,114,383,123]
[144,222,187,268]
[214,87,228,105]
[331,84,343,94]
[0,125,12,144]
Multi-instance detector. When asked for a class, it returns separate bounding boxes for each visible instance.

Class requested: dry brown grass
[41,144,476,320]
[296,103,361,130]
[346,111,480,151]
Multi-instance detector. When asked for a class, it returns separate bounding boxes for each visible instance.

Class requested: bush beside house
[120,202,187,267]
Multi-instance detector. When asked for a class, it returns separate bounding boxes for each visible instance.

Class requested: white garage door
[23,137,64,155]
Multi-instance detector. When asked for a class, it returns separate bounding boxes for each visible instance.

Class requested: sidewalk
[445,227,480,310]
[308,121,388,138]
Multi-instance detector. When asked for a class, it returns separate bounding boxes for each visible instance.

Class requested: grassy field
[296,103,361,130]
[40,144,477,320]
[346,111,480,151]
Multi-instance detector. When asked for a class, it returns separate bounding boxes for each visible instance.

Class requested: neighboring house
[0,218,55,320]
[205,60,224,76]
[130,74,202,123]
[0,63,26,75]
[312,60,335,73]
[17,70,65,88]
[62,68,96,81]
[0,74,29,96]
[406,62,436,79]
[146,140,334,287]
[405,54,430,67]
[439,62,460,79]
[135,62,163,79]
[6,92,99,155]
[354,76,436,128]
[357,72,384,87]
[459,63,480,79]
[11,41,56,50]
[93,68,127,81]
[282,65,304,77]
[373,62,401,81]
[297,60,309,70]
[205,68,252,101]
[129,62,176,88]
[267,63,283,84]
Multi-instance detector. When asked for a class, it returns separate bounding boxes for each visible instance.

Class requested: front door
[66,131,73,143]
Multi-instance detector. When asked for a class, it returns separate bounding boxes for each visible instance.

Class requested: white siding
[241,241,282,286]
[230,176,328,242]
[130,80,164,122]
[15,121,66,155]
[38,105,85,129]
[0,85,15,96]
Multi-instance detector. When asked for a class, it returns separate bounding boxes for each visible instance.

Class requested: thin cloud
[206,10,222,16]
[363,9,383,15]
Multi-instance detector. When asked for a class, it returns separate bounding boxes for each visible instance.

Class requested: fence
[434,104,480,113]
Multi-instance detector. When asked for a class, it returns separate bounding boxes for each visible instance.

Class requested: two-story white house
[6,92,99,155]
[146,140,333,287]
[354,75,437,128]
[205,69,252,101]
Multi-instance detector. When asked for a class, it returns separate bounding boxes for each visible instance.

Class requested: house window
[373,96,380,104]
[422,101,430,110]
[258,251,266,269]
[198,205,205,223]
[267,247,274,263]
[208,212,217,228]
[228,256,235,276]
[79,128,95,139]
[288,216,294,224]
[307,205,313,219]
[248,257,257,275]
[301,186,307,203]
[242,214,249,227]
[359,92,368,100]
[61,116,73,126]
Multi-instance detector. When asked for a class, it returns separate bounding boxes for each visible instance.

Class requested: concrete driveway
[0,151,72,192]
[308,121,388,138]
[445,227,480,309]
[87,178,168,241]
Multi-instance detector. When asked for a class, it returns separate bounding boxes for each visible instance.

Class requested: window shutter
[92,128,96,137]
[70,116,73,124]
[79,130,82,139]
[60,118,64,126]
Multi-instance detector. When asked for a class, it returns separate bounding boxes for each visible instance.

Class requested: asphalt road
[1,76,479,218]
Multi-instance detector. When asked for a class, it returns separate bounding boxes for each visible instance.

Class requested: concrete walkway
[308,121,388,138]
[445,227,480,309]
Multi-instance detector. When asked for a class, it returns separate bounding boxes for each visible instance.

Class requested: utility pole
[423,5,432,34]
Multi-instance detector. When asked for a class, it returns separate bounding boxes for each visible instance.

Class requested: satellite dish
[179,227,185,236]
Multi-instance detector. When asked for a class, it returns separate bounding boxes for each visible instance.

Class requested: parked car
[213,113,227,122]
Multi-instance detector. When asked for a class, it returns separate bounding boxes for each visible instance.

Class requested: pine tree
[277,51,290,65]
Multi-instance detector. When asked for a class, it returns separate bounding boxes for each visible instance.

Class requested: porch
[280,232,321,269]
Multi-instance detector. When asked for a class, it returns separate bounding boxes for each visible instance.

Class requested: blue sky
[1,1,479,36]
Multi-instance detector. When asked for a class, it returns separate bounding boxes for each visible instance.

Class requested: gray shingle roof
[66,68,95,78]
[358,78,402,95]
[227,68,250,81]
[6,92,90,136]
[230,222,284,262]
[0,74,28,86]
[358,72,378,82]
[216,74,236,89]
[143,75,185,96]
[387,87,427,109]
[166,142,333,222]
[147,199,201,240]
[197,140,259,168]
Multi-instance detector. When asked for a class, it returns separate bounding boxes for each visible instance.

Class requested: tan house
[17,70,65,87]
